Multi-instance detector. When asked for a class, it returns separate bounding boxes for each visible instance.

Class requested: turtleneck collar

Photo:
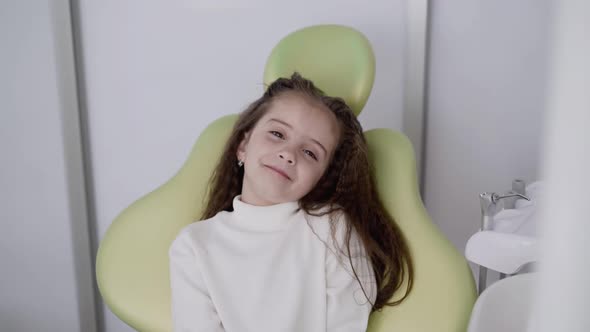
[230,195,301,231]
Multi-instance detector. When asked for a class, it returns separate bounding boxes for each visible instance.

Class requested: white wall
[0,2,81,331]
[76,1,407,331]
[423,0,552,281]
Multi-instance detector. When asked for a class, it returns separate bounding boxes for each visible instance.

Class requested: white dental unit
[465,179,542,332]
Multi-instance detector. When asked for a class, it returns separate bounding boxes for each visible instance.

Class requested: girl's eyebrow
[267,118,328,156]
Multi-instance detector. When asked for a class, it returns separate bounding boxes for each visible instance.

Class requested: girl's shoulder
[303,206,371,281]
[303,203,344,221]
[169,210,230,252]
[302,206,355,246]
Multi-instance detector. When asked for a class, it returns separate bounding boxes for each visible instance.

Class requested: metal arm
[477,189,530,295]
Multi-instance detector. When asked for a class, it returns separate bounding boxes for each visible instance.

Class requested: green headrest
[264,24,375,116]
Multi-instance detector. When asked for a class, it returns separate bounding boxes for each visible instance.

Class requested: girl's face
[237,94,341,206]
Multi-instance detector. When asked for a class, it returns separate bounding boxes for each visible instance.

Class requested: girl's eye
[303,150,318,161]
[270,131,284,139]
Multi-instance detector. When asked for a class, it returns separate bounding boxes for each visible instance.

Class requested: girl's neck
[230,195,300,231]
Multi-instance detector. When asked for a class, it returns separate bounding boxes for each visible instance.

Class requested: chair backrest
[96,25,476,332]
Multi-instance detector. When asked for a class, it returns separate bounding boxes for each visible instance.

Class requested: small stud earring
[237,160,244,167]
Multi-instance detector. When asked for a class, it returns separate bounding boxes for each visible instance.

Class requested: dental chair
[96,25,476,332]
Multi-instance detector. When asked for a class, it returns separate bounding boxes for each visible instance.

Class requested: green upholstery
[96,25,476,332]
[96,115,236,331]
[264,25,375,116]
[364,129,476,331]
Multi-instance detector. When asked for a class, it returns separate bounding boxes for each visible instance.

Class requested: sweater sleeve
[325,215,377,332]
[169,229,224,332]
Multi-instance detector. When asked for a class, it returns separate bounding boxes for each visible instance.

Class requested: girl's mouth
[264,165,291,181]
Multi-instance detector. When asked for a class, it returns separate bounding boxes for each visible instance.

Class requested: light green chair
[96,25,476,332]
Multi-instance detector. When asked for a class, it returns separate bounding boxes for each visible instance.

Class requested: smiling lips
[265,165,291,181]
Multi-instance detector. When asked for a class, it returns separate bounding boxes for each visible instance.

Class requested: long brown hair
[202,72,413,312]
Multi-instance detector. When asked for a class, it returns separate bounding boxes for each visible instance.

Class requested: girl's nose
[278,152,295,165]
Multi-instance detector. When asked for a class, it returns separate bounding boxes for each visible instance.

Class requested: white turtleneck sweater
[169,195,376,332]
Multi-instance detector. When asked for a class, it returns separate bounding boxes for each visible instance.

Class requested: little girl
[169,73,414,331]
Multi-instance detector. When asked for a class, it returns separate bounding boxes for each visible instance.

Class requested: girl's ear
[236,131,251,162]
